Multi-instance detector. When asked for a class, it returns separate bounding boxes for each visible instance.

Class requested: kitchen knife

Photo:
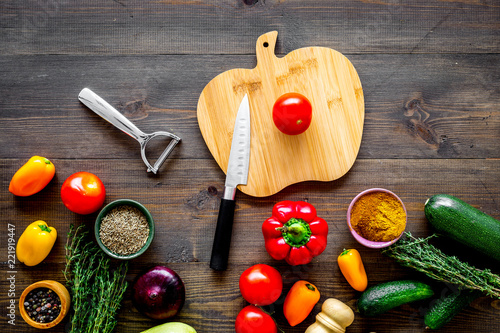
[210,94,251,271]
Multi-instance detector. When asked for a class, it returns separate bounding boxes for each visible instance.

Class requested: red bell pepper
[262,201,328,266]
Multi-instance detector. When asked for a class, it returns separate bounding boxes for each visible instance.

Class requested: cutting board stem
[256,31,278,66]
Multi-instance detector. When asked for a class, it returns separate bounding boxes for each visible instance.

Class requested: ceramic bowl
[19,280,70,329]
[95,199,155,260]
[347,188,407,249]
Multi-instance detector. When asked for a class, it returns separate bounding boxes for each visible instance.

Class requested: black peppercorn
[24,288,61,323]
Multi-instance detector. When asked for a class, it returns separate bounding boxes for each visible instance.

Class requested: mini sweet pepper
[9,156,55,196]
[17,220,57,266]
[262,201,328,266]
[338,248,368,292]
[283,280,321,326]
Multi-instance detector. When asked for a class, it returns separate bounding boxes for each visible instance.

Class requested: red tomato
[239,264,282,306]
[235,305,277,333]
[61,172,106,215]
[272,92,312,135]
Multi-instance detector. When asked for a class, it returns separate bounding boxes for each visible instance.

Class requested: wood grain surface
[1,1,499,332]
[197,31,364,197]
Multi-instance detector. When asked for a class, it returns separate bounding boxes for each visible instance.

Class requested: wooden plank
[1,0,499,55]
[1,54,498,161]
[1,158,499,332]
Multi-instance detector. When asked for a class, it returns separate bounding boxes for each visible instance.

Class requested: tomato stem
[258,306,285,333]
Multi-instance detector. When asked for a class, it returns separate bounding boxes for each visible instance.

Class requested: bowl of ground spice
[19,280,70,329]
[347,188,407,248]
[95,199,155,260]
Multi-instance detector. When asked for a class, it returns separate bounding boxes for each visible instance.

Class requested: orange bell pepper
[337,248,368,292]
[9,156,55,196]
[283,280,320,327]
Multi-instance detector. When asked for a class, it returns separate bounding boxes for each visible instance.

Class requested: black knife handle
[210,198,236,271]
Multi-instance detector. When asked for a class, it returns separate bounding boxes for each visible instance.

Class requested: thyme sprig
[382,232,500,299]
[64,224,128,333]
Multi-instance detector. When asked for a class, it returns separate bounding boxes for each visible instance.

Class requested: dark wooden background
[1,1,499,332]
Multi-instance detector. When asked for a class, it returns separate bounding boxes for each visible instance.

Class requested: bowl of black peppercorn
[19,280,70,329]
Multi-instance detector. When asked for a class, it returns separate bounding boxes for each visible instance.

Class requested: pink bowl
[347,188,407,249]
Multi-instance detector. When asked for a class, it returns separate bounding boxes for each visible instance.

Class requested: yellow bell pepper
[9,156,56,196]
[17,221,57,266]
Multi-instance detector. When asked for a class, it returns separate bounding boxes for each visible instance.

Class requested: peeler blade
[144,134,181,174]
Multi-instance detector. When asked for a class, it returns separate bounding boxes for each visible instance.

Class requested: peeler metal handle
[78,88,181,174]
[78,88,147,141]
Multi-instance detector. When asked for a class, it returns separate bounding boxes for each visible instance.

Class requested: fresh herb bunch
[64,224,128,333]
[382,232,500,299]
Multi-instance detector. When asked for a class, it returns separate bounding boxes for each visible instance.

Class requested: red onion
[132,266,185,320]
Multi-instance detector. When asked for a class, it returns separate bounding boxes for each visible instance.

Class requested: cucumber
[357,280,434,317]
[424,194,500,262]
[424,289,481,330]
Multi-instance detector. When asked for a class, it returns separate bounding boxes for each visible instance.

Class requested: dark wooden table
[1,1,499,332]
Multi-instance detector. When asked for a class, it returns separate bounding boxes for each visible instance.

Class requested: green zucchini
[424,289,481,329]
[424,194,500,262]
[357,280,434,317]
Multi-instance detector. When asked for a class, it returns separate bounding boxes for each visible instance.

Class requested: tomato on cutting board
[272,92,312,135]
[239,264,283,306]
[61,171,106,215]
[235,305,277,333]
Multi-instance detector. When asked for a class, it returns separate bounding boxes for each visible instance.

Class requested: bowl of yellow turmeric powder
[347,188,407,248]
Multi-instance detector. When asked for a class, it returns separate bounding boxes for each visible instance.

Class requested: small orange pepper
[337,248,368,292]
[283,280,320,327]
[9,156,55,196]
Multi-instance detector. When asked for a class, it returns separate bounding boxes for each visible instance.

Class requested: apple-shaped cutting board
[197,31,364,197]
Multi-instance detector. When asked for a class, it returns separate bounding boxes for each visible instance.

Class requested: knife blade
[210,94,251,271]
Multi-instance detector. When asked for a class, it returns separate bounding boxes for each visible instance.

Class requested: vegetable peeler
[78,88,181,174]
